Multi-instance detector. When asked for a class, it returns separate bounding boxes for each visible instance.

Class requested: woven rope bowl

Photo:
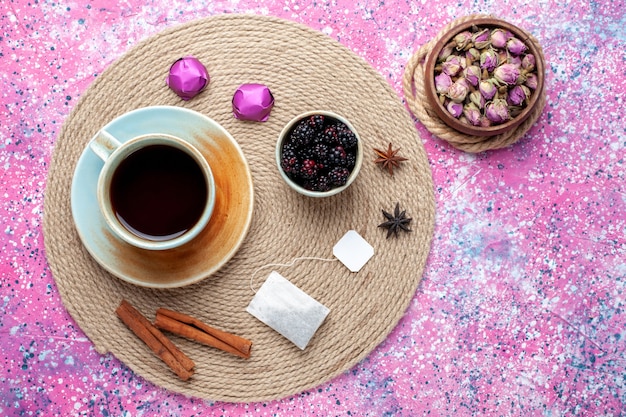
[403,14,547,152]
[424,17,545,137]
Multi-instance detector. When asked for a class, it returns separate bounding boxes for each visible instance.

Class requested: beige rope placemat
[43,14,435,402]
[402,14,546,153]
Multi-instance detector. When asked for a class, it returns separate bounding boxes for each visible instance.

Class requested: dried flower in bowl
[424,17,545,137]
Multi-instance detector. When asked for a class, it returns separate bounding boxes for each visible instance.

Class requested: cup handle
[89,130,122,161]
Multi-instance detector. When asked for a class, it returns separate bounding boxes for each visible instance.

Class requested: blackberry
[307,174,331,192]
[299,159,318,180]
[307,114,325,132]
[311,142,329,160]
[337,124,358,149]
[342,153,357,169]
[280,145,301,175]
[320,125,339,146]
[329,167,350,186]
[327,145,347,167]
[289,121,315,148]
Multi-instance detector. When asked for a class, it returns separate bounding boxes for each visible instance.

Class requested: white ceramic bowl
[276,110,363,197]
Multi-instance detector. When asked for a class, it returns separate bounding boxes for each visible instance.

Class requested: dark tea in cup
[110,144,208,241]
[90,131,216,251]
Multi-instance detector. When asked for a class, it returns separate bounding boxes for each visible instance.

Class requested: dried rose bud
[485,98,510,123]
[480,116,492,127]
[446,100,464,118]
[507,84,529,106]
[454,31,473,51]
[442,55,463,77]
[525,73,538,90]
[522,53,536,71]
[490,28,512,49]
[438,41,455,61]
[463,102,482,126]
[463,65,481,87]
[472,28,491,49]
[435,73,453,94]
[446,79,469,103]
[466,47,480,63]
[506,37,528,56]
[479,49,499,72]
[469,90,485,109]
[507,55,522,67]
[479,79,498,100]
[493,63,521,85]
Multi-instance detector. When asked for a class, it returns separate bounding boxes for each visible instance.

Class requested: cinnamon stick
[156,308,252,357]
[154,310,251,359]
[115,300,194,380]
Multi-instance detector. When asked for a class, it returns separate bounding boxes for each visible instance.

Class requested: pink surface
[1,0,625,415]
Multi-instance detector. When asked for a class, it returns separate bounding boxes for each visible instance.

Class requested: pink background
[1,0,625,415]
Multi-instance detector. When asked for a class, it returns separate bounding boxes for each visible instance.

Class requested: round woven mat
[43,14,435,402]
[402,14,546,153]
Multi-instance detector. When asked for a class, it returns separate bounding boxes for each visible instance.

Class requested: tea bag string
[250,256,338,293]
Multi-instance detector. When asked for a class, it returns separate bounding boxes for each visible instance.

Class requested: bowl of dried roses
[424,17,545,137]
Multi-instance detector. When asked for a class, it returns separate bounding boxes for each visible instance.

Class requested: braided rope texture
[43,15,436,401]
[402,14,547,153]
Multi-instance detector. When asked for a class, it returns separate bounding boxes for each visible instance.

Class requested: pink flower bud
[454,30,473,50]
[469,90,485,109]
[506,37,528,56]
[435,73,453,94]
[463,65,481,87]
[522,54,536,71]
[446,79,469,103]
[524,73,538,90]
[480,49,499,72]
[466,47,480,63]
[446,100,463,118]
[472,28,491,49]
[480,116,492,127]
[463,102,482,126]
[485,98,510,124]
[442,55,463,77]
[493,63,521,85]
[507,85,529,106]
[438,41,455,61]
[507,55,522,67]
[490,28,512,49]
[479,79,497,100]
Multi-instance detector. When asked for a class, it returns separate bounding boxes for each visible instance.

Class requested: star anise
[373,142,408,176]
[378,203,412,239]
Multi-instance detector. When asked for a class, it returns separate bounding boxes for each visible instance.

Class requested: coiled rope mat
[43,14,435,402]
[402,14,546,153]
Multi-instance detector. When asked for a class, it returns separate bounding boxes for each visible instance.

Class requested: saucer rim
[70,105,254,288]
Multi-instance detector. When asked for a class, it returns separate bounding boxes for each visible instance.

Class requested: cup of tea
[89,130,216,251]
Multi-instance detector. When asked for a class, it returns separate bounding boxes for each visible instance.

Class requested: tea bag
[332,230,374,272]
[246,271,329,350]
[247,231,374,349]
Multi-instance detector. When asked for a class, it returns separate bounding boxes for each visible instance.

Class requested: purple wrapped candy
[166,56,209,100]
[232,83,275,122]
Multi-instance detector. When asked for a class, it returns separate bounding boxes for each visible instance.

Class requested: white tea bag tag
[246,271,330,350]
[332,230,374,272]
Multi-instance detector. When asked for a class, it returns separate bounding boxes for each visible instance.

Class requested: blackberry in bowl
[276,111,363,197]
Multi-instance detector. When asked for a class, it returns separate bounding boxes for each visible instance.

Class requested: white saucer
[70,106,254,288]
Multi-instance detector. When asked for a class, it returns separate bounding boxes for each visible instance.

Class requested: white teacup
[89,130,216,251]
